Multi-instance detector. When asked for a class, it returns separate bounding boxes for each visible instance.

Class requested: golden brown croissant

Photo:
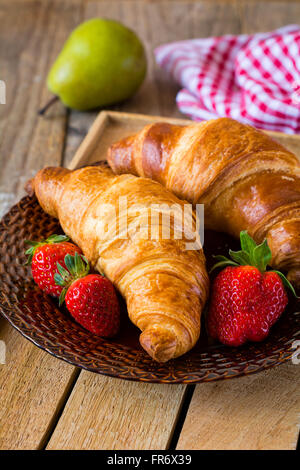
[108,118,300,288]
[29,165,209,362]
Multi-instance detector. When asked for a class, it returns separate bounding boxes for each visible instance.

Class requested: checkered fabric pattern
[155,25,300,133]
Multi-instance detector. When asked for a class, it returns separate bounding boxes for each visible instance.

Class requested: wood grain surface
[47,374,186,450]
[0,0,299,450]
[54,110,300,452]
[0,317,78,449]
[177,364,300,450]
[0,0,81,450]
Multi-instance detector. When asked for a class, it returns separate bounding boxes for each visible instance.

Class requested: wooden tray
[1,111,300,384]
[69,110,300,169]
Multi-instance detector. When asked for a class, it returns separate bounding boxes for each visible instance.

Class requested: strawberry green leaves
[230,231,272,272]
[209,255,239,272]
[251,239,272,273]
[54,263,71,286]
[211,230,299,298]
[211,231,270,273]
[64,252,89,277]
[25,234,69,264]
[41,234,70,244]
[273,271,299,299]
[224,236,272,273]
[228,249,250,266]
[54,252,90,306]
[240,230,256,255]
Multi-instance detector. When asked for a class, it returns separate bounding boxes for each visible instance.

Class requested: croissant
[28,165,209,362]
[108,118,300,288]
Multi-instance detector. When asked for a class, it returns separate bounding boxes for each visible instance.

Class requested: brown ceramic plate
[0,194,299,384]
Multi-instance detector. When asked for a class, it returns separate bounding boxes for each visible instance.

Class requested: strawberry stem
[211,231,272,273]
[25,234,69,265]
[55,252,90,305]
[211,230,299,298]
[273,271,300,299]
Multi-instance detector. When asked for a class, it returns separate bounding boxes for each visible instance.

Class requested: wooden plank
[0,316,79,450]
[50,110,189,450]
[0,0,82,450]
[47,373,186,450]
[1,0,299,452]
[54,110,300,451]
[70,110,300,171]
[0,0,80,211]
[56,0,300,451]
[240,0,300,34]
[177,364,300,450]
[65,0,241,164]
[55,0,242,451]
[177,0,300,451]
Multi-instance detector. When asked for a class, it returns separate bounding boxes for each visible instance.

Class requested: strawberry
[206,231,298,347]
[25,234,82,297]
[55,253,120,337]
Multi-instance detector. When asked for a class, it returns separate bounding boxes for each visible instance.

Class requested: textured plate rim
[0,304,293,384]
[0,195,298,384]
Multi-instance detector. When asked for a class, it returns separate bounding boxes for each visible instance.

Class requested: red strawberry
[207,231,297,347]
[25,234,82,297]
[55,253,120,337]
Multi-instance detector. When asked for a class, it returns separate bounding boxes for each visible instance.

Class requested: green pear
[47,18,147,110]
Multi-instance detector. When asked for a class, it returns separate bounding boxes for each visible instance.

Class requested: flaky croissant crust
[108,118,300,287]
[29,165,209,362]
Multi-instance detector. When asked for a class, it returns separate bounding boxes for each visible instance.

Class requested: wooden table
[0,0,300,450]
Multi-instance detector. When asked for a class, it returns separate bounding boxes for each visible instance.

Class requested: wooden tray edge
[68,110,300,170]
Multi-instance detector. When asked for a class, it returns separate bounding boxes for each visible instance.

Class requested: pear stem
[38,96,59,116]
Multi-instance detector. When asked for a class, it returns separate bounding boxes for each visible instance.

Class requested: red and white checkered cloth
[155,25,300,134]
